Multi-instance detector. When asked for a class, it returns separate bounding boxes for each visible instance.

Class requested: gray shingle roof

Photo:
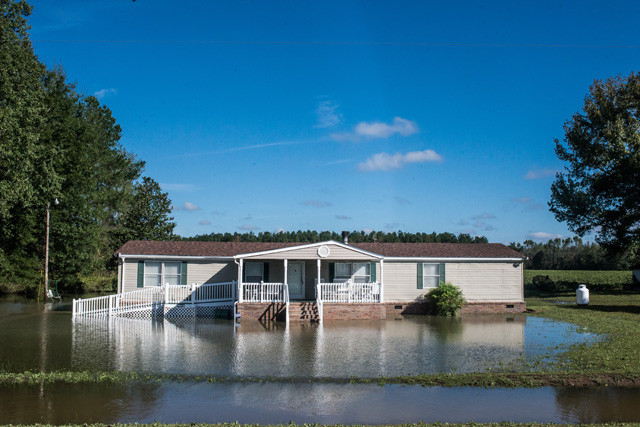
[116,240,524,259]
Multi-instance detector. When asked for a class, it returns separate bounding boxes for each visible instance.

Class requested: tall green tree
[0,0,57,291]
[113,176,176,246]
[1,1,176,293]
[550,71,640,261]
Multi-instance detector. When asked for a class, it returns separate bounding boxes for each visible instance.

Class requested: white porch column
[120,258,124,294]
[379,259,384,303]
[283,259,288,300]
[238,259,244,303]
[316,259,321,299]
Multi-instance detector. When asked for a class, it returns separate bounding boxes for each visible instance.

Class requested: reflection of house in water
[72,315,526,377]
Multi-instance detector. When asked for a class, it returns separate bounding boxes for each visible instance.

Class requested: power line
[24,39,640,48]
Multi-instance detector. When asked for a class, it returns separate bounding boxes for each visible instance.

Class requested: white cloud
[94,88,116,100]
[182,202,201,211]
[362,228,374,234]
[524,168,559,180]
[274,227,286,233]
[358,149,443,172]
[199,220,211,226]
[170,205,179,211]
[511,197,532,204]
[331,117,418,141]
[526,231,564,242]
[238,224,259,231]
[314,100,342,129]
[303,200,332,208]
[355,117,418,138]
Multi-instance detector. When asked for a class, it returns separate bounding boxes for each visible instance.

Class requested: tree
[114,177,176,245]
[550,71,640,260]
[0,1,56,292]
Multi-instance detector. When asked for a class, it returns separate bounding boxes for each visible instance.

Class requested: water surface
[1,382,638,424]
[0,295,597,376]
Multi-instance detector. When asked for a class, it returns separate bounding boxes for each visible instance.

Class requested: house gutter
[117,254,234,261]
[383,257,524,262]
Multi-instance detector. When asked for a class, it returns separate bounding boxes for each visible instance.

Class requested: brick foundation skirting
[237,300,526,321]
[383,301,526,316]
[237,303,287,321]
[322,303,387,320]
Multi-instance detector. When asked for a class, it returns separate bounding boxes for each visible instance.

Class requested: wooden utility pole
[44,202,50,303]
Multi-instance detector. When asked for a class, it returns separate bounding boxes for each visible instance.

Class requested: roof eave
[234,240,384,259]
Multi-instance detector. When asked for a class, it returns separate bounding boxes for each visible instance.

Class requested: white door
[287,261,305,300]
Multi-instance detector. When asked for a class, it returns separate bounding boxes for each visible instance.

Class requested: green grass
[525,287,640,374]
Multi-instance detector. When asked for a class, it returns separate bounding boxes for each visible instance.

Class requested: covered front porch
[234,242,385,321]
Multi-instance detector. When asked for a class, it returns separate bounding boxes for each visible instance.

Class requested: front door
[287,261,305,300]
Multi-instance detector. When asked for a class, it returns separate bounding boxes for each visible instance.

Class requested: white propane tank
[576,284,589,306]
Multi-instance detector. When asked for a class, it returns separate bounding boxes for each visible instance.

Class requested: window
[352,262,371,283]
[144,261,182,286]
[423,263,440,288]
[334,262,371,283]
[245,262,264,283]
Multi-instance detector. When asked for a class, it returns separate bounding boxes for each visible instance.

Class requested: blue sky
[26,0,640,243]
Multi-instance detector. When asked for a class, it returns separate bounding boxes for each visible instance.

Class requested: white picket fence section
[316,282,381,303]
[72,281,236,318]
[240,282,286,303]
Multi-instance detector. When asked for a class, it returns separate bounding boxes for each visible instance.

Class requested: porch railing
[73,281,236,318]
[240,282,287,303]
[317,282,381,303]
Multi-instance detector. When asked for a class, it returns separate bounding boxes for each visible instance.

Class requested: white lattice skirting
[107,303,233,319]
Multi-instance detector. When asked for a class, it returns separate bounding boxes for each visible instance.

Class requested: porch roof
[115,240,524,260]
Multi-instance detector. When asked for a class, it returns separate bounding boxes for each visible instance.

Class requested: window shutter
[329,262,335,283]
[181,262,188,285]
[370,261,377,282]
[137,261,144,288]
[417,263,423,289]
[263,262,269,282]
[439,263,446,285]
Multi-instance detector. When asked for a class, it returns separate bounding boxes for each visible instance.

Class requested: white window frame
[422,263,440,288]
[245,262,264,283]
[144,261,182,287]
[335,262,371,283]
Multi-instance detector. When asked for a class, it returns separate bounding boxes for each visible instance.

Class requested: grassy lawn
[524,287,640,374]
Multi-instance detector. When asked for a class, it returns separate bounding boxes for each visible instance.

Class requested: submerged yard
[1,289,639,424]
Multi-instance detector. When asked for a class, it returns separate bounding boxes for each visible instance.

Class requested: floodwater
[2,382,640,425]
[0,295,596,376]
[2,295,637,424]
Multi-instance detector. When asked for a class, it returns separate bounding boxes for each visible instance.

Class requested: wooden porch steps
[288,301,320,322]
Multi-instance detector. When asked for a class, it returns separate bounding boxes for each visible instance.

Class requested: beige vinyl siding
[122,259,140,293]
[121,259,238,293]
[447,263,523,302]
[187,261,237,284]
[382,261,523,303]
[242,244,377,261]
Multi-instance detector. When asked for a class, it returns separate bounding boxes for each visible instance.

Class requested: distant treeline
[509,237,635,271]
[183,231,635,270]
[181,230,489,244]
